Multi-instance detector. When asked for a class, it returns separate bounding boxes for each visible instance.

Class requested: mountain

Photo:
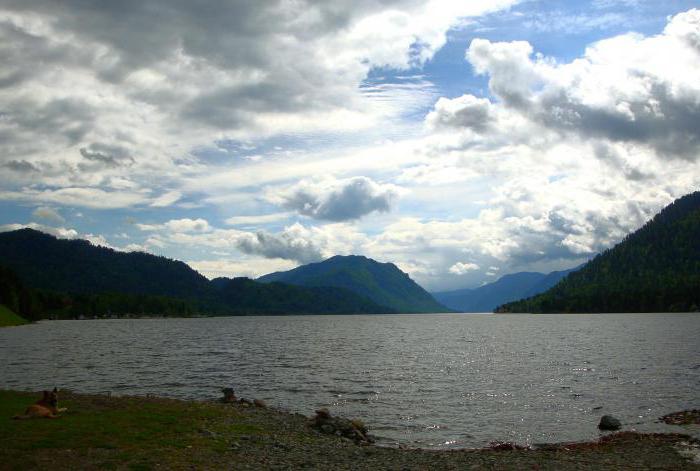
[0,228,212,299]
[497,191,700,313]
[432,267,578,313]
[0,229,394,318]
[215,277,394,315]
[258,255,450,313]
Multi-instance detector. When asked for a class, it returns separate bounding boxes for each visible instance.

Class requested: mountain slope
[0,229,395,317]
[216,277,394,315]
[498,191,700,313]
[433,268,577,312]
[258,255,450,313]
[0,228,212,299]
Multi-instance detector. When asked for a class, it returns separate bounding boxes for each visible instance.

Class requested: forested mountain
[0,228,212,298]
[258,255,450,313]
[433,267,578,312]
[216,277,394,315]
[0,229,394,319]
[497,191,700,313]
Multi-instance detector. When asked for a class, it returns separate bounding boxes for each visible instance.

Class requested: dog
[13,388,68,419]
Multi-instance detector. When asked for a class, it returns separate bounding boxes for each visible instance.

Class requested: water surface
[1,313,698,448]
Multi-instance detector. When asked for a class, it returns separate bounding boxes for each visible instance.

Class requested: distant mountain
[432,267,578,313]
[0,229,395,318]
[258,255,450,313]
[498,191,700,313]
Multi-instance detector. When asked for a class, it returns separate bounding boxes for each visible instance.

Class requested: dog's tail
[12,414,30,420]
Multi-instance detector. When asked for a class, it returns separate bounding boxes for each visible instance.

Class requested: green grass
[0,305,28,327]
[0,390,263,470]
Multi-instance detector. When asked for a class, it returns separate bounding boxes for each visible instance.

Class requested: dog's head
[42,387,58,407]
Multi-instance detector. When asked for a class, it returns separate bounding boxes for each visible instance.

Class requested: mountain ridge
[258,254,450,313]
[0,229,395,318]
[497,191,700,313]
[432,267,579,313]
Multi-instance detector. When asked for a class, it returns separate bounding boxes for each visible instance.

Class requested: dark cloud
[536,81,700,160]
[236,230,324,263]
[4,160,39,173]
[281,177,397,221]
[79,143,134,167]
[3,97,95,146]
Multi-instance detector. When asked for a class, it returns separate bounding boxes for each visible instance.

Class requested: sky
[1,0,699,291]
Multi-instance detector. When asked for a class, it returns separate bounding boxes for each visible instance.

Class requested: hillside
[0,228,212,299]
[0,305,28,327]
[216,277,393,315]
[433,267,577,312]
[497,191,700,313]
[258,255,450,313]
[0,229,395,318]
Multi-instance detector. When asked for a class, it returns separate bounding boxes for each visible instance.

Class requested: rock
[221,387,237,403]
[309,408,375,444]
[253,399,267,408]
[198,428,216,438]
[660,409,700,425]
[599,415,622,431]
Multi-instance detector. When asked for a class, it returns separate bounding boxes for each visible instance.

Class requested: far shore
[1,389,698,470]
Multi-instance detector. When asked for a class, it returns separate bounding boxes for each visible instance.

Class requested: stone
[221,388,237,403]
[599,415,622,431]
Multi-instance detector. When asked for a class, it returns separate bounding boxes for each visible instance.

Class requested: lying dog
[13,388,68,419]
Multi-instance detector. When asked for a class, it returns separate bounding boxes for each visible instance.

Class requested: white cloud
[150,191,183,208]
[31,206,64,223]
[137,218,211,233]
[187,258,298,280]
[449,262,480,275]
[0,187,148,209]
[224,212,291,226]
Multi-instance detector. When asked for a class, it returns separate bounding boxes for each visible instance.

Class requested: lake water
[1,313,698,448]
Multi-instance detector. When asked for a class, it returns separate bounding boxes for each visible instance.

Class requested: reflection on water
[1,313,698,448]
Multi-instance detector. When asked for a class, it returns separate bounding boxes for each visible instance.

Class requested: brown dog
[13,388,68,419]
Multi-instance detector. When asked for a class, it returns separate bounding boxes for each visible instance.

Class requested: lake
[1,313,698,448]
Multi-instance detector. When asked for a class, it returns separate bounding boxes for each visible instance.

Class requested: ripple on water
[0,313,699,448]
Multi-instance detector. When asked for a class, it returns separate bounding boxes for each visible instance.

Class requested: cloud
[137,218,211,233]
[187,258,298,280]
[0,187,148,209]
[79,143,134,167]
[0,0,518,183]
[277,177,399,221]
[462,9,700,159]
[224,213,291,226]
[235,225,324,263]
[150,191,182,208]
[426,95,494,132]
[3,160,39,173]
[31,206,64,223]
[449,262,480,275]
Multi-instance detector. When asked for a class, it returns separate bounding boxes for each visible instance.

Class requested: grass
[0,305,28,327]
[0,390,263,470]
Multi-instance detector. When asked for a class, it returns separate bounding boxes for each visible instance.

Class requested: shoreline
[1,389,698,470]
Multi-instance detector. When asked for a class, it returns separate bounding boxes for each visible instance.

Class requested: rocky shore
[1,389,698,470]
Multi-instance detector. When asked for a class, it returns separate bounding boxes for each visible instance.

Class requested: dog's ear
[53,387,58,393]
[42,390,49,398]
